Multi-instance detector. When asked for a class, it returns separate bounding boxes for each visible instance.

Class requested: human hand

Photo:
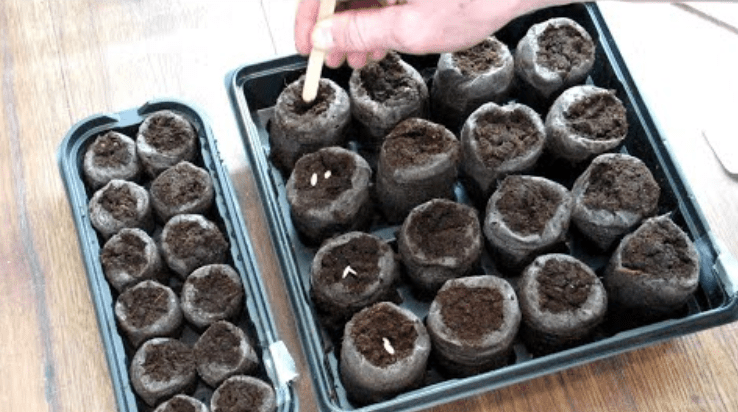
[294,0,564,69]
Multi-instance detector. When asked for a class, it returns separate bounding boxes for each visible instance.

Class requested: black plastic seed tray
[58,99,298,412]
[227,4,738,412]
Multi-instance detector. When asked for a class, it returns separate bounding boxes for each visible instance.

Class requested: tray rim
[225,4,738,411]
[57,97,299,412]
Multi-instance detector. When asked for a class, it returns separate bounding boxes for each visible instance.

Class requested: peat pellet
[545,85,628,163]
[115,280,183,348]
[349,52,429,147]
[484,175,573,273]
[136,110,198,177]
[340,302,431,405]
[571,153,660,250]
[431,36,515,131]
[83,130,141,189]
[153,395,208,412]
[604,215,700,317]
[101,228,165,293]
[210,375,277,412]
[180,264,244,330]
[518,254,607,355]
[286,147,373,246]
[88,179,154,239]
[160,214,229,279]
[376,118,460,223]
[460,102,546,204]
[397,199,482,294]
[194,320,259,388]
[150,161,214,222]
[310,231,399,331]
[270,76,351,173]
[426,275,521,377]
[130,338,197,407]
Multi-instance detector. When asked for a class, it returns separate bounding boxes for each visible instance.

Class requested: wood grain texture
[0,1,737,412]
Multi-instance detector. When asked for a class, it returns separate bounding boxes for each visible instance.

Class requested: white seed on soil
[342,265,357,279]
[324,170,332,179]
[382,337,395,355]
[310,173,318,186]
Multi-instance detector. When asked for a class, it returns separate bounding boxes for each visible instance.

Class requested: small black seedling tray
[227,4,738,412]
[58,99,298,412]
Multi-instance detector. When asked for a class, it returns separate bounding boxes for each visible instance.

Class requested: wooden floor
[2,1,738,412]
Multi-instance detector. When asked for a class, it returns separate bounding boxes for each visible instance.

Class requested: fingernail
[312,20,334,51]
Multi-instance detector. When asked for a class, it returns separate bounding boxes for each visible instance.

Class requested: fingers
[312,6,400,54]
[295,0,321,55]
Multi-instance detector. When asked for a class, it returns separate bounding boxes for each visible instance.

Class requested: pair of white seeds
[310,170,332,186]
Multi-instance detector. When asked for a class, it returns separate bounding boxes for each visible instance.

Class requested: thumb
[312,7,400,53]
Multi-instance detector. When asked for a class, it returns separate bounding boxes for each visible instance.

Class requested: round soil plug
[571,153,660,250]
[397,199,482,294]
[101,227,165,293]
[349,52,429,148]
[115,280,183,348]
[484,175,573,273]
[376,118,460,223]
[340,302,431,405]
[150,161,214,222]
[432,36,515,131]
[545,85,628,163]
[153,394,208,412]
[460,101,546,204]
[180,264,244,330]
[426,275,521,377]
[310,231,399,332]
[518,253,607,355]
[83,130,141,189]
[160,214,229,279]
[210,375,276,412]
[130,338,197,407]
[286,146,373,246]
[194,320,259,388]
[137,110,198,177]
[515,17,595,101]
[89,179,154,239]
[270,76,351,173]
[605,214,699,317]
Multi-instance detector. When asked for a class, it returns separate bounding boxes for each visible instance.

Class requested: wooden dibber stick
[302,0,338,103]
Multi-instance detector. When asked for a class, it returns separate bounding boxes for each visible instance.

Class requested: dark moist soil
[119,285,169,328]
[101,231,147,274]
[213,380,266,412]
[100,185,137,221]
[453,38,504,76]
[565,92,628,140]
[360,52,415,103]
[92,131,131,168]
[407,201,475,260]
[351,304,418,367]
[582,158,659,214]
[621,219,697,280]
[537,259,593,313]
[293,150,356,204]
[168,221,228,261]
[474,109,542,169]
[286,79,336,116]
[151,164,208,206]
[383,119,456,168]
[317,236,381,294]
[161,397,196,412]
[190,268,243,314]
[196,322,242,367]
[142,340,194,382]
[145,113,194,152]
[536,25,594,74]
[497,177,562,235]
[438,285,504,342]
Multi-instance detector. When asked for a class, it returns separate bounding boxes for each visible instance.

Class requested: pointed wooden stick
[302,0,338,103]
